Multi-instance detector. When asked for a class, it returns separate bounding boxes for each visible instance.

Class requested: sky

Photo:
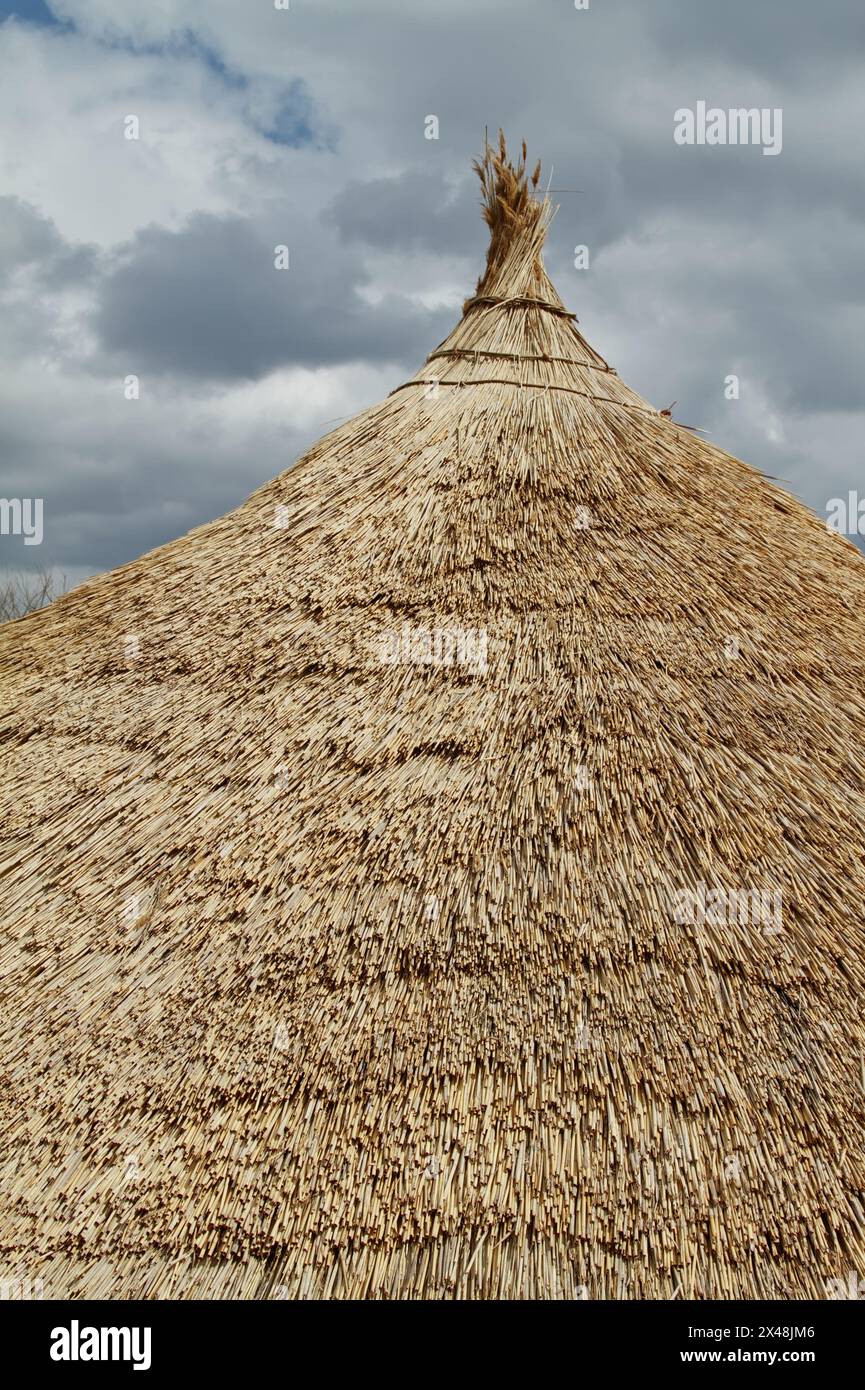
[1,0,863,590]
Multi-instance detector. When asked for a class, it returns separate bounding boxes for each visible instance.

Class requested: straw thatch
[1,134,864,1301]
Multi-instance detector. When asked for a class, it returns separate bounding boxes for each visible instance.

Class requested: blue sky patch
[257,78,326,149]
[0,0,67,25]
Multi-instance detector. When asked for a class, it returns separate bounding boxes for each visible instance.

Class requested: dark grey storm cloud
[329,170,481,256]
[92,210,453,379]
[643,0,865,73]
[0,195,97,287]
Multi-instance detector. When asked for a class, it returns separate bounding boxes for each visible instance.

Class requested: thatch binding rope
[462,295,578,319]
[427,349,616,375]
[387,378,664,412]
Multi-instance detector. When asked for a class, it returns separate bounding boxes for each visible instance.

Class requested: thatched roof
[1,134,864,1301]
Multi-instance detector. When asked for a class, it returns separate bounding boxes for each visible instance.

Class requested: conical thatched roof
[1,135,864,1302]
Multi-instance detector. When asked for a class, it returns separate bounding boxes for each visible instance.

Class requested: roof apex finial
[473,131,549,291]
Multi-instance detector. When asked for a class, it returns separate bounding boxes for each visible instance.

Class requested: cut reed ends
[0,137,863,1301]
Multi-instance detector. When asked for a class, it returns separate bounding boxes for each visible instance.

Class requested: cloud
[0,356,399,575]
[643,0,865,76]
[91,210,452,378]
[0,0,863,577]
[329,169,477,254]
[0,195,97,287]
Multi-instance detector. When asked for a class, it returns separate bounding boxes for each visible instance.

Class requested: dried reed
[0,136,863,1301]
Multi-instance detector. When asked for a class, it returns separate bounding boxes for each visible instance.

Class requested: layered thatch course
[1,134,864,1300]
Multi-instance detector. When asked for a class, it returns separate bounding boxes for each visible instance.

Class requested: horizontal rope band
[427,347,615,374]
[388,376,662,414]
[461,294,578,319]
